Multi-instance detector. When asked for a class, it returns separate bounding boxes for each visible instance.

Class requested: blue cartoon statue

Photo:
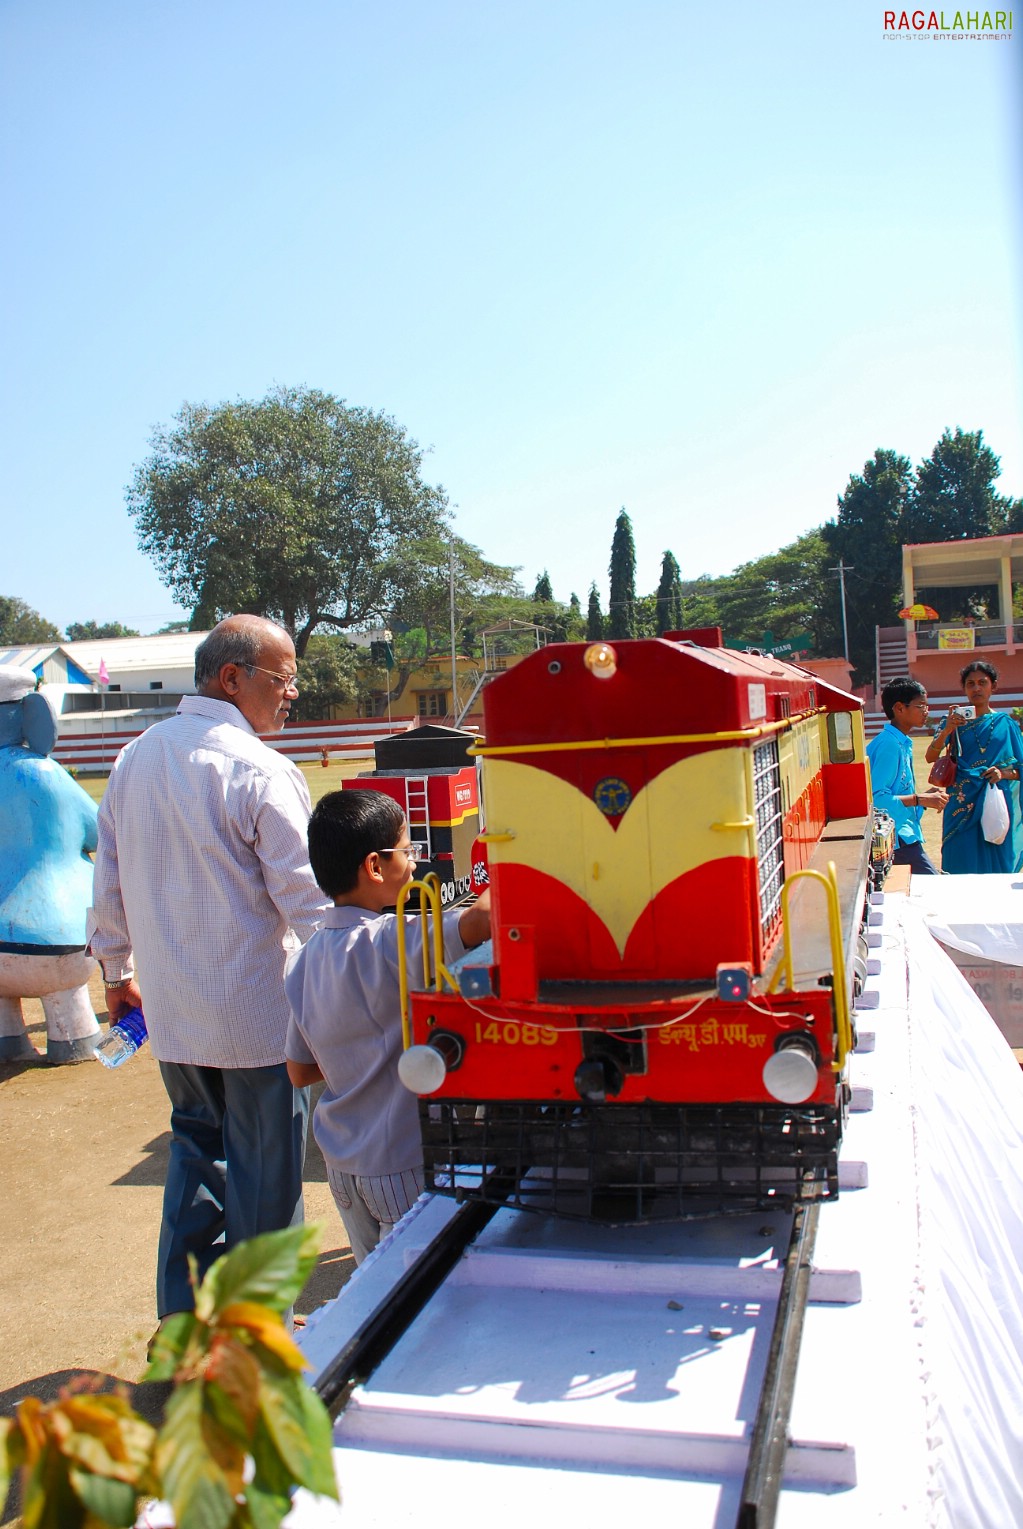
[0,666,102,1063]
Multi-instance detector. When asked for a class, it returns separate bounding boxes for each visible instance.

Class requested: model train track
[314,1188,820,1529]
[313,1182,514,1415]
[737,1200,819,1528]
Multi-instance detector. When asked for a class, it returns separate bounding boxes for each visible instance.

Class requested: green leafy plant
[0,1225,338,1529]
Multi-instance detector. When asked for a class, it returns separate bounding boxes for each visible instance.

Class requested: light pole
[449,538,458,722]
[829,559,853,663]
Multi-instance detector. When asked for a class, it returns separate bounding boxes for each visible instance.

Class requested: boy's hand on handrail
[458,888,491,948]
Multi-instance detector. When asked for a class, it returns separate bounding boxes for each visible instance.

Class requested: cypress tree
[654,550,684,635]
[586,582,604,640]
[608,508,637,639]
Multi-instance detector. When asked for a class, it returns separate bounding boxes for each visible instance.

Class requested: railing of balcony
[914,623,1010,650]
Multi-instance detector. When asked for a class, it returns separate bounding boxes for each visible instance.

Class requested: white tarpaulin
[901,907,1023,1528]
[909,872,1023,965]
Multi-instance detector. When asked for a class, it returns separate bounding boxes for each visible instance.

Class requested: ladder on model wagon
[404,777,432,860]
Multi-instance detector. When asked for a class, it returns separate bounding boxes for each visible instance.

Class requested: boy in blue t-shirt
[866,676,947,875]
[285,789,490,1263]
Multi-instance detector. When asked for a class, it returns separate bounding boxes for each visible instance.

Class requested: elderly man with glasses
[89,614,330,1326]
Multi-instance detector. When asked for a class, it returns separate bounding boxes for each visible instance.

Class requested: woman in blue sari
[924,660,1023,873]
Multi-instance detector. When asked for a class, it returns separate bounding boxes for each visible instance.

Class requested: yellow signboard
[938,628,976,650]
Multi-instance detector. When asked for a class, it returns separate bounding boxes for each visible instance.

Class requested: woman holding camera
[924,660,1023,873]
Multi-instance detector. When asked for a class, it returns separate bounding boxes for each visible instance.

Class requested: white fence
[53,714,479,772]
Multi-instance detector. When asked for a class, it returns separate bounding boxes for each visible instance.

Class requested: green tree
[567,591,585,640]
[127,386,450,657]
[904,427,1020,545]
[585,582,604,640]
[654,551,684,635]
[530,569,575,643]
[608,508,637,639]
[632,593,659,638]
[711,530,838,655]
[822,447,913,679]
[0,596,61,645]
[294,634,363,719]
[679,577,725,633]
[65,620,140,641]
[387,534,520,659]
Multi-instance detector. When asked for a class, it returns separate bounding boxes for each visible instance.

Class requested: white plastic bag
[981,782,1010,845]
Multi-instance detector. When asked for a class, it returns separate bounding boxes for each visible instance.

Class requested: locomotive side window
[827,711,856,764]
[752,738,784,945]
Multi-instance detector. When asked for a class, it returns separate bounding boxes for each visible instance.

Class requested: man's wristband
[103,977,134,989]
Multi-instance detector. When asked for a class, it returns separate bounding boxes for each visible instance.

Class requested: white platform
[292,893,1023,1529]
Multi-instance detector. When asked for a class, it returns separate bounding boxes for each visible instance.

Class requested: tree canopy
[818,429,1022,678]
[821,448,912,677]
[0,597,61,646]
[903,428,1020,544]
[127,386,450,657]
[65,620,140,641]
[294,634,362,720]
[690,530,839,655]
[386,534,520,661]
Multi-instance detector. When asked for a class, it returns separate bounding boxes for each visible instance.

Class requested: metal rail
[736,1199,820,1528]
[313,1187,511,1415]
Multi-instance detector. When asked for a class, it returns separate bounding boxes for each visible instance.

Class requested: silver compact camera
[950,705,976,721]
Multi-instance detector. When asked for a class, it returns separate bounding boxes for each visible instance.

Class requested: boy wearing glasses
[285,789,490,1262]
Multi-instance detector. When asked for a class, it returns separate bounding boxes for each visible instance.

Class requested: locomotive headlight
[397,1030,465,1095]
[762,1035,820,1104]
[583,642,618,679]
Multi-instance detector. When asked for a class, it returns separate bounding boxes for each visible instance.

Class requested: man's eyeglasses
[380,844,421,864]
[244,665,300,694]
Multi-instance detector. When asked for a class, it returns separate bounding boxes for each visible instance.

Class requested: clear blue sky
[2,1,1019,636]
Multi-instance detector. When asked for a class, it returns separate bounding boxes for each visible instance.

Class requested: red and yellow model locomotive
[397,629,873,1221]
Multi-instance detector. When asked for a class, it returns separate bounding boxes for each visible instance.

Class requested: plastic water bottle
[94,1007,148,1068]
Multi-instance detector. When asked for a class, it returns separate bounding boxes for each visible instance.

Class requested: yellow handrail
[396,874,458,1051]
[469,717,806,757]
[767,863,853,1071]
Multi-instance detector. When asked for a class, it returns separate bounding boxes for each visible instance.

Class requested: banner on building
[937,628,976,651]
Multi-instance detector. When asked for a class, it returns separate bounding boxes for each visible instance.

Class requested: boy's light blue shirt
[866,721,923,846]
[284,904,467,1177]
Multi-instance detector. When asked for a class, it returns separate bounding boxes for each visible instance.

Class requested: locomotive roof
[481,636,861,749]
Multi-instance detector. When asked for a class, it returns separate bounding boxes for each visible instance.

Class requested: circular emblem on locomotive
[593,776,632,817]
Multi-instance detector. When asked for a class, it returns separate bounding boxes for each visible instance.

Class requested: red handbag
[928,746,956,788]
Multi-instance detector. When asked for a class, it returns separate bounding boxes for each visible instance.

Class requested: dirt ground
[0,759,368,1421]
[0,967,354,1416]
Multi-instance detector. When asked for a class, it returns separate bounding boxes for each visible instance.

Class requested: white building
[0,630,400,771]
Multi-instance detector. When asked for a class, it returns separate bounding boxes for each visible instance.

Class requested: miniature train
[343,724,481,905]
[394,630,876,1222]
